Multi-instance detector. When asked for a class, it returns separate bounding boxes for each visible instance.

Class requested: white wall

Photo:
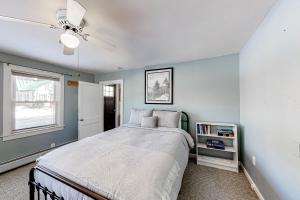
[96,54,240,136]
[240,0,300,199]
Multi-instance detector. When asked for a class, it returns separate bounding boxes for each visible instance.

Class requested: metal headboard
[181,111,189,133]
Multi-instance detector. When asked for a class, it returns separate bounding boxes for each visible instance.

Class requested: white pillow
[128,108,153,125]
[153,110,181,128]
[141,116,158,128]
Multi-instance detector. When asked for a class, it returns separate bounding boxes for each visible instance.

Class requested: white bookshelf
[196,122,239,172]
[197,143,236,153]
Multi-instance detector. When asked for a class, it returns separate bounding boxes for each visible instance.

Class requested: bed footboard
[29,166,109,200]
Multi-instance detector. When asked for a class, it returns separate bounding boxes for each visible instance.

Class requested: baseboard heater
[0,140,76,174]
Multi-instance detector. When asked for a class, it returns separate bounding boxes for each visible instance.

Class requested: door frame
[99,79,124,125]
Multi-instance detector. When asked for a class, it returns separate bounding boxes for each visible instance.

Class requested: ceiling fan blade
[0,15,59,29]
[63,45,75,55]
[67,0,86,26]
[81,32,117,52]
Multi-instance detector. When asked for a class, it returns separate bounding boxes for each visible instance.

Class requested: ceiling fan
[0,0,113,55]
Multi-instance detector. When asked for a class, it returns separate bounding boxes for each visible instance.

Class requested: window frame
[2,64,64,141]
[103,85,114,97]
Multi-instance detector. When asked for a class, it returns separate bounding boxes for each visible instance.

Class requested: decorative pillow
[153,110,181,128]
[128,108,153,125]
[141,116,158,128]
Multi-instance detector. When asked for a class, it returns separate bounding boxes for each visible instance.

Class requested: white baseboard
[0,150,50,174]
[0,140,76,174]
[240,162,265,200]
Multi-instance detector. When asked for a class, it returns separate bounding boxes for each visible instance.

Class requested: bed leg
[29,167,36,200]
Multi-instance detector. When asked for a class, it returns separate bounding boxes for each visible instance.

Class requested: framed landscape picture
[145,68,173,104]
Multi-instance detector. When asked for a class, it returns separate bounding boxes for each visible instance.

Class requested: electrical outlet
[50,143,56,148]
[252,156,256,166]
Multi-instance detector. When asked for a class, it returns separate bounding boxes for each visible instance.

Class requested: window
[2,64,64,141]
[13,73,57,130]
[103,85,114,97]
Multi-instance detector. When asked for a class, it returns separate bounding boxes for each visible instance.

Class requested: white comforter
[35,125,194,200]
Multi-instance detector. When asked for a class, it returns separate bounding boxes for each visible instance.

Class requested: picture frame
[145,67,173,104]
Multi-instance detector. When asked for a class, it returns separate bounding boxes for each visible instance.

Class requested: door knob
[80,119,84,121]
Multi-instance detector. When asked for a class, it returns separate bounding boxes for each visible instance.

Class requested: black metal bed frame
[29,111,190,200]
[29,165,108,200]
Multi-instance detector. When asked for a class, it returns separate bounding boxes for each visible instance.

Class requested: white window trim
[2,63,64,141]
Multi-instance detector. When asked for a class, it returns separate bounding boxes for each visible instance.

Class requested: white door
[78,81,103,140]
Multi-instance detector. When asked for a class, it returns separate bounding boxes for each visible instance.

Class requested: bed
[29,111,193,200]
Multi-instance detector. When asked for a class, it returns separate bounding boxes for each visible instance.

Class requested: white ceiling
[0,0,276,73]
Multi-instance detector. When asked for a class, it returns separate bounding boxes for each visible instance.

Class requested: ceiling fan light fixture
[60,30,80,48]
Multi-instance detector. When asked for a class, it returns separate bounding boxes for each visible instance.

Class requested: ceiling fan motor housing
[56,9,84,33]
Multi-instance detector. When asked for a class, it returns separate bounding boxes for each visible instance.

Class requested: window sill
[2,125,64,141]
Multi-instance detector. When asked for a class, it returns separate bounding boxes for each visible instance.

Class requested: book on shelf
[216,129,234,137]
[197,124,211,135]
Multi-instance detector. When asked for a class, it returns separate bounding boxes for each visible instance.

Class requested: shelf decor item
[196,122,239,172]
[217,129,234,137]
[145,68,173,104]
[206,139,225,150]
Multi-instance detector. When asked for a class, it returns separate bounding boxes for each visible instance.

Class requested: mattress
[35,125,194,200]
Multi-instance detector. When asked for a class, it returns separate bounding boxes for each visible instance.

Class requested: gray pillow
[141,116,158,128]
[128,108,153,125]
[153,110,181,128]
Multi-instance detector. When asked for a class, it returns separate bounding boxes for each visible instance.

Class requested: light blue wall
[95,54,240,137]
[0,52,95,164]
[240,0,300,199]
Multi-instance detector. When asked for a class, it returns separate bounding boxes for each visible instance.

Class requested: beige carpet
[178,161,258,200]
[0,161,257,200]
